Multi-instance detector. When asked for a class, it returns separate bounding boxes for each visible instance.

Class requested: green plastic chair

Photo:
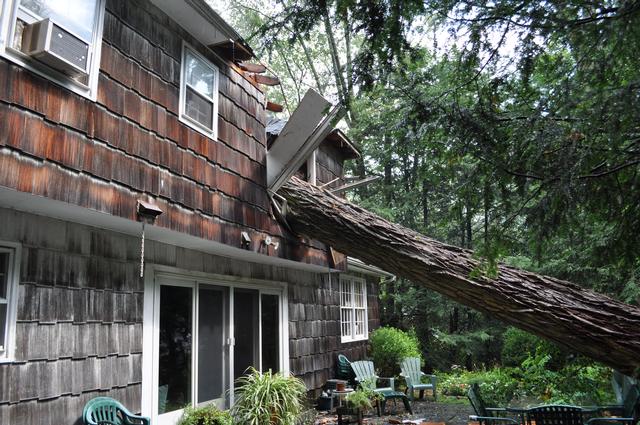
[399,357,437,401]
[467,383,519,425]
[336,354,357,385]
[586,386,640,425]
[83,397,150,425]
[350,360,412,416]
[350,360,395,391]
[522,405,584,425]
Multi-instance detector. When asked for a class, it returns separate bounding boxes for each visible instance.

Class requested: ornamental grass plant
[231,367,307,425]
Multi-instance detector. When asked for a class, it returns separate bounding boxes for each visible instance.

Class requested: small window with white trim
[0,244,19,360]
[180,44,219,139]
[0,0,106,99]
[340,275,368,342]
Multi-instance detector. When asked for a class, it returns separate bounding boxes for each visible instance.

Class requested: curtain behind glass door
[198,285,228,404]
[233,288,259,380]
[158,285,193,415]
[261,294,280,372]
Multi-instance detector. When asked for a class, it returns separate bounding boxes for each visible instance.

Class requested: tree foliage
[220,0,640,369]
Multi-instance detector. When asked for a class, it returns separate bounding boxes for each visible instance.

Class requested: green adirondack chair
[350,360,395,392]
[350,360,412,415]
[399,357,438,401]
[83,397,150,425]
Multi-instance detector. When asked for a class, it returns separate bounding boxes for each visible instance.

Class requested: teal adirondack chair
[83,397,150,425]
[350,360,412,415]
[350,360,395,392]
[400,357,437,401]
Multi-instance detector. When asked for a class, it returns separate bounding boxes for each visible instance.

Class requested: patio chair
[467,383,519,425]
[586,386,640,425]
[336,354,357,386]
[521,405,584,425]
[83,396,150,425]
[350,360,412,415]
[399,356,437,401]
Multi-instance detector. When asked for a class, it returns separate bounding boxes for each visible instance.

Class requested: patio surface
[315,399,474,425]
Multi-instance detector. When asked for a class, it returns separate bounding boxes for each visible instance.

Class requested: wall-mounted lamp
[137,200,163,279]
[263,236,279,251]
[241,231,251,249]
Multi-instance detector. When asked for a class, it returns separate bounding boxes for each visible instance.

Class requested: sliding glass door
[153,276,284,425]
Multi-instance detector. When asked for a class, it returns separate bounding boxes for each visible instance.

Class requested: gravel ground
[315,399,474,425]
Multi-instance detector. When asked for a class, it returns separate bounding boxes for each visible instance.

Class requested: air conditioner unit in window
[21,18,90,77]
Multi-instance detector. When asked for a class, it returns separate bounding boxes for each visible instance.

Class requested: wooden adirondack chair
[399,357,437,401]
[467,383,519,425]
[83,397,150,425]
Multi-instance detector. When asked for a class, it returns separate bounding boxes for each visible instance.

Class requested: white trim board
[0,186,339,274]
[266,89,343,192]
[142,264,289,423]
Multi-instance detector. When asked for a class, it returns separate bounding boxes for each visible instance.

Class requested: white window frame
[0,241,20,363]
[340,275,368,343]
[0,0,106,100]
[141,265,289,424]
[179,43,219,140]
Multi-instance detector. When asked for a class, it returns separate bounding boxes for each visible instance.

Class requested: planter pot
[336,406,364,425]
[317,395,333,411]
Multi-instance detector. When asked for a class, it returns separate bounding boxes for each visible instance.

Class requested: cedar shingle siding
[289,273,380,394]
[0,0,330,267]
[0,209,379,422]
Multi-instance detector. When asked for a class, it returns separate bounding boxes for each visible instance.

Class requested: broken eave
[324,128,360,160]
[209,39,255,62]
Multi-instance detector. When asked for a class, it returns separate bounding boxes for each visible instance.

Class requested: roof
[267,117,361,158]
[151,0,254,59]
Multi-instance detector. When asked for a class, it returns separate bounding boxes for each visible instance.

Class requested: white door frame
[141,264,290,424]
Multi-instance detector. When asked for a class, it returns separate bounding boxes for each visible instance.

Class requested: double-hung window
[0,0,106,99]
[340,275,368,342]
[0,244,19,361]
[180,44,219,139]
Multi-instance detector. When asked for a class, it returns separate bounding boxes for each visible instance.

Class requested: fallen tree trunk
[280,177,640,376]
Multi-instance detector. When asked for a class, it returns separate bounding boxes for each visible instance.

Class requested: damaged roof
[267,117,360,159]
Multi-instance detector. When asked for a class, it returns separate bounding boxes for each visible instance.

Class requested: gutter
[347,257,395,279]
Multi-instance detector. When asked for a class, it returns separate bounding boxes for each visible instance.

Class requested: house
[0,0,389,424]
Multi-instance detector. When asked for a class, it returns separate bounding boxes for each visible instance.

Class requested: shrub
[439,371,470,397]
[178,404,232,425]
[501,328,539,366]
[439,368,519,405]
[369,327,421,377]
[231,367,307,425]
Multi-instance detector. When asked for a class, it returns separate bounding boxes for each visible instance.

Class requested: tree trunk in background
[280,177,640,376]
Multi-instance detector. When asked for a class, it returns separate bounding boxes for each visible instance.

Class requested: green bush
[439,357,615,407]
[439,370,471,397]
[440,368,519,405]
[369,327,421,377]
[178,404,232,425]
[231,367,307,425]
[501,328,539,366]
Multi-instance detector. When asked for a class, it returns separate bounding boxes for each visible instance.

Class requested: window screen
[181,46,218,135]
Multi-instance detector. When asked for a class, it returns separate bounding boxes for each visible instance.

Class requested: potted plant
[339,384,383,425]
[231,367,307,425]
[178,404,232,425]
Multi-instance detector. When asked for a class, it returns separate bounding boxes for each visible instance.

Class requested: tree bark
[280,177,640,376]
